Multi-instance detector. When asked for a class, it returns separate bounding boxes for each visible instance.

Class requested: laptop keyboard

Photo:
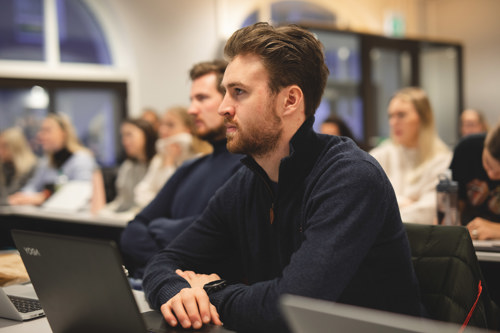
[8,295,42,313]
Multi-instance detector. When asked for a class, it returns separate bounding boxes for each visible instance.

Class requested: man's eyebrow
[222,81,247,89]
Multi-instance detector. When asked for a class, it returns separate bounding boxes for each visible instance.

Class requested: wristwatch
[203,279,227,295]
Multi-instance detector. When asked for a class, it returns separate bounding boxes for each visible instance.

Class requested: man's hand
[159,270,223,329]
[467,217,500,240]
[160,287,222,329]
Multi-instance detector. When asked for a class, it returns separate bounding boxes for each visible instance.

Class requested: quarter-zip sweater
[143,117,423,333]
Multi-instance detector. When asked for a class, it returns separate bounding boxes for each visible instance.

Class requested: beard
[195,122,226,143]
[226,107,283,157]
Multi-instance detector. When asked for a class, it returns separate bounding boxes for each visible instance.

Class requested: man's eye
[235,88,244,95]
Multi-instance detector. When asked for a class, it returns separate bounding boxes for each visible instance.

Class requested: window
[0,79,126,167]
[57,0,112,64]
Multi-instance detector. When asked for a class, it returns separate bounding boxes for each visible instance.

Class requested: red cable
[459,280,483,333]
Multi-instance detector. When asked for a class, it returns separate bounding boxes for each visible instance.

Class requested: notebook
[11,229,169,333]
[0,283,44,321]
[280,294,488,333]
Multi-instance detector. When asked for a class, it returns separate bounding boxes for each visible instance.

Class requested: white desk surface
[0,289,151,332]
[473,240,500,262]
[0,205,129,228]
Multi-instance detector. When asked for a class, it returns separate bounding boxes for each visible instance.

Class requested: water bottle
[436,170,459,226]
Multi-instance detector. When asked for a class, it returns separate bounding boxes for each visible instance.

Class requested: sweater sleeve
[142,193,237,309]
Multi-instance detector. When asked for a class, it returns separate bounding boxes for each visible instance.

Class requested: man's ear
[282,85,304,116]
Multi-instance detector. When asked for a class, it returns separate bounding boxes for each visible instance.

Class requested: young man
[451,121,500,239]
[143,23,423,332]
[120,60,243,278]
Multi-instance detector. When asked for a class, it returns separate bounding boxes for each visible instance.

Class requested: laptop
[11,229,170,333]
[0,283,44,321]
[280,294,488,333]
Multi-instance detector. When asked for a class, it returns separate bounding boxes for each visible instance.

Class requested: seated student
[8,113,97,206]
[98,118,157,219]
[0,127,37,199]
[142,22,424,333]
[120,60,243,278]
[451,121,500,239]
[134,106,211,208]
[461,108,489,138]
[370,87,452,224]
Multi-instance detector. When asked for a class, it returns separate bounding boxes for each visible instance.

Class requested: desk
[473,240,500,262]
[0,289,233,333]
[473,241,500,308]
[0,205,129,248]
[475,251,500,262]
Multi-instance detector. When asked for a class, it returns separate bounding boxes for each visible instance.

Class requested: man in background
[120,60,242,278]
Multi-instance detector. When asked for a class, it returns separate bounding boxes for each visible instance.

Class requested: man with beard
[120,60,243,279]
[143,23,424,333]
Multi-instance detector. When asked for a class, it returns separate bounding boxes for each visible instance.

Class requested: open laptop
[0,283,44,321]
[280,294,488,333]
[11,229,170,333]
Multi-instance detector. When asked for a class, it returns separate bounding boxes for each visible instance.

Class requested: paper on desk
[41,181,92,213]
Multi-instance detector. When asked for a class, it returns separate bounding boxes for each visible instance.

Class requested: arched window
[57,0,112,64]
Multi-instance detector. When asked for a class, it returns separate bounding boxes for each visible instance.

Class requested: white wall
[103,0,222,116]
[424,0,500,127]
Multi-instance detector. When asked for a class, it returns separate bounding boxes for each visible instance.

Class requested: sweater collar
[211,138,230,156]
[242,116,325,187]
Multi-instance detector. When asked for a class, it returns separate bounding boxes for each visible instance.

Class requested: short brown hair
[224,22,329,118]
[189,60,228,96]
[486,122,500,161]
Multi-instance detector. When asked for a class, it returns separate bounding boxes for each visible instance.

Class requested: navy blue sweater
[120,140,243,277]
[143,118,423,332]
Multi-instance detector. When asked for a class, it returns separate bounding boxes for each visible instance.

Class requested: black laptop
[11,229,170,333]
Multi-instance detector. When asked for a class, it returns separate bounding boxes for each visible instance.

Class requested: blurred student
[98,118,157,219]
[0,127,37,199]
[461,108,489,137]
[141,108,160,134]
[370,87,452,224]
[451,121,500,239]
[320,115,356,142]
[134,106,212,208]
[120,60,243,278]
[8,113,96,206]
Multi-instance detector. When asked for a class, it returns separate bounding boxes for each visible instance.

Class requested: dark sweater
[143,118,423,332]
[120,140,243,277]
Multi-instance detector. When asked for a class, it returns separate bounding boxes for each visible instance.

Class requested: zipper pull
[270,204,275,224]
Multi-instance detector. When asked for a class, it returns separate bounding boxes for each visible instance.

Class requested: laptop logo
[23,247,41,256]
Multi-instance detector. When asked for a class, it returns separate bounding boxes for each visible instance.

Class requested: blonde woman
[134,106,212,208]
[8,113,98,206]
[0,127,37,198]
[370,87,452,224]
